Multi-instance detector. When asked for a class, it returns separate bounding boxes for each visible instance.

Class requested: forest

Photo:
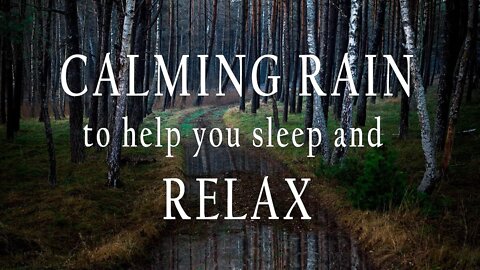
[0,0,479,268]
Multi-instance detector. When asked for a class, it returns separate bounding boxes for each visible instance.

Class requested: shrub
[347,147,407,210]
[317,155,362,187]
[322,147,407,211]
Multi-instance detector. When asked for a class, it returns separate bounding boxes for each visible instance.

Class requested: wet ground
[149,108,371,269]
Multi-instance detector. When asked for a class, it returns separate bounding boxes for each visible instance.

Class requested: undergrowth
[0,109,185,268]
[223,92,480,269]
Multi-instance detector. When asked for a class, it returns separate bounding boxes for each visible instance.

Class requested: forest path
[147,106,371,269]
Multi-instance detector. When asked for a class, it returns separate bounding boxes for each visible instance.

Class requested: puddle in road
[151,222,369,269]
[150,141,370,269]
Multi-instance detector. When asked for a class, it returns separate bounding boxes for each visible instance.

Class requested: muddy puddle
[150,141,371,269]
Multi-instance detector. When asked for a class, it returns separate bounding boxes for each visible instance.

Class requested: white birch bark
[399,0,437,193]
[306,0,330,162]
[107,0,136,187]
[330,0,360,164]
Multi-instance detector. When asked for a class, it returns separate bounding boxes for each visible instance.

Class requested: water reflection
[151,222,369,270]
[184,142,285,177]
[151,142,369,269]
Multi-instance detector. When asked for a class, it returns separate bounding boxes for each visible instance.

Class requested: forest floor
[223,93,480,269]
[0,108,194,268]
[0,91,479,269]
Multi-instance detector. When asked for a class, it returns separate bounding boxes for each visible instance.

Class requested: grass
[0,110,186,268]
[1,92,478,269]
[223,92,480,269]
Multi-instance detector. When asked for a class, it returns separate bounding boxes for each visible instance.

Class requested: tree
[128,0,149,131]
[434,0,468,150]
[40,0,57,186]
[251,0,261,114]
[320,0,338,119]
[2,0,14,140]
[64,0,85,163]
[398,0,437,193]
[12,0,25,134]
[289,0,302,114]
[306,0,330,162]
[107,0,136,188]
[332,0,351,121]
[89,0,114,146]
[281,0,290,122]
[318,0,329,118]
[356,0,386,127]
[330,0,360,164]
[195,0,218,106]
[441,0,478,174]
[239,0,248,112]
[163,0,175,110]
[147,0,164,114]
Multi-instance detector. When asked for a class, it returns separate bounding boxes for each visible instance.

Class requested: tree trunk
[318,0,329,118]
[251,0,260,114]
[163,0,175,110]
[109,0,125,136]
[434,0,468,150]
[51,7,61,121]
[195,0,218,106]
[441,0,477,174]
[182,0,193,108]
[2,0,14,140]
[0,35,4,125]
[265,0,280,128]
[330,0,360,164]
[239,0,248,112]
[399,0,438,193]
[143,0,152,117]
[147,0,164,114]
[65,0,85,163]
[305,0,330,161]
[356,0,386,126]
[100,0,113,130]
[107,0,136,188]
[355,0,368,102]
[399,49,410,140]
[128,0,148,131]
[296,0,307,113]
[40,0,57,186]
[88,0,103,145]
[332,0,350,121]
[12,0,25,133]
[289,0,302,114]
[281,0,290,122]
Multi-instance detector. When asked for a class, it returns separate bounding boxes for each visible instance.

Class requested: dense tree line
[0,0,478,192]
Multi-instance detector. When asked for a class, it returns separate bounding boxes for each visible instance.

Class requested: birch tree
[330,0,360,164]
[398,0,437,193]
[107,0,136,188]
[306,0,330,162]
[264,0,280,128]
